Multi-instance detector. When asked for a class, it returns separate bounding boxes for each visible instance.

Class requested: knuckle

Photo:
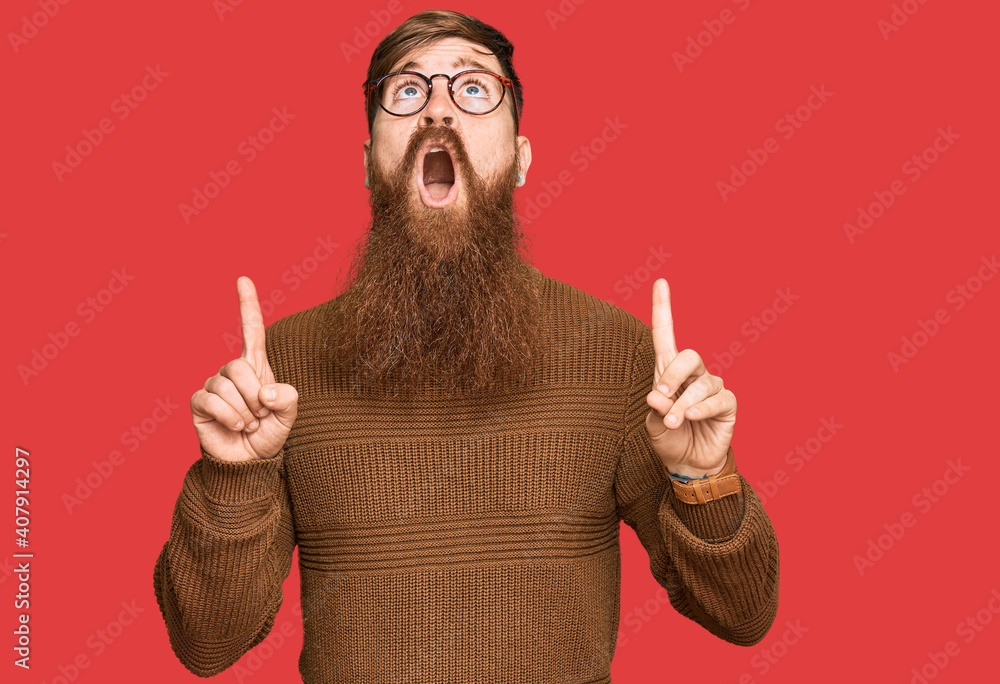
[199,393,223,419]
[683,376,704,396]
[225,404,249,425]
[240,383,263,407]
[693,381,710,402]
[205,374,229,395]
[203,391,223,410]
[225,389,249,410]
[222,358,243,377]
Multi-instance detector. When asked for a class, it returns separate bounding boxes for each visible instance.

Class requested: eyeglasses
[366,70,519,125]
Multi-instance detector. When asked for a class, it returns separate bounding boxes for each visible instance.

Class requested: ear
[515,135,532,184]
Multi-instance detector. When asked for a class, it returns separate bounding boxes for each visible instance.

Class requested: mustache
[397,125,472,176]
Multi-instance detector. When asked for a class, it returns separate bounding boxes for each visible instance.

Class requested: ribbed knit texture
[153,264,779,683]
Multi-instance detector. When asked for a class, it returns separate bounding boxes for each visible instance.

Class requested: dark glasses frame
[365,69,520,126]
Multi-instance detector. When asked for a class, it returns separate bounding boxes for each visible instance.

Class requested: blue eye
[395,81,424,99]
[459,80,490,99]
[387,77,427,102]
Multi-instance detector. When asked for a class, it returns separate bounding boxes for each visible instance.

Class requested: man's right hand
[191,276,298,462]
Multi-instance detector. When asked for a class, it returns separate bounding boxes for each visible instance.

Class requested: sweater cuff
[666,477,747,542]
[197,447,285,504]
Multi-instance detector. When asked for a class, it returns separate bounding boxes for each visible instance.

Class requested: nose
[421,74,456,127]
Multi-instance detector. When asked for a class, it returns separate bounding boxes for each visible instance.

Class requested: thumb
[259,383,298,422]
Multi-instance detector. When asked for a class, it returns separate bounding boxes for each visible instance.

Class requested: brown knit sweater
[152,264,779,683]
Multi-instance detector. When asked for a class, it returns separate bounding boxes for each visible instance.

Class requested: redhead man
[153,9,779,683]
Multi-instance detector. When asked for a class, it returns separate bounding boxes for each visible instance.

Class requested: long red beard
[325,126,542,398]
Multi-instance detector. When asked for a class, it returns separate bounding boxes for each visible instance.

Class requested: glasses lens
[452,72,504,114]
[378,74,429,115]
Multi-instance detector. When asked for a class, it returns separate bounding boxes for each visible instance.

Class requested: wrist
[662,459,727,480]
[666,446,740,505]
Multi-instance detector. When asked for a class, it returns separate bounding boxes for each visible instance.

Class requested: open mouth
[417,144,459,208]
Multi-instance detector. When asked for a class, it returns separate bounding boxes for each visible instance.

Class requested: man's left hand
[645,278,735,478]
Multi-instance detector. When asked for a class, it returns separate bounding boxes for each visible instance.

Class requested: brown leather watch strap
[669,446,740,505]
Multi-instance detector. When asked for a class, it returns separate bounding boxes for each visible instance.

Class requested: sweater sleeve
[613,325,779,646]
[152,446,296,676]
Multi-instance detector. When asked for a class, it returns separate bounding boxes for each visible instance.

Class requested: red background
[3,0,998,682]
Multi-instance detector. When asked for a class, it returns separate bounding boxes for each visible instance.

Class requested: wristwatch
[667,446,741,505]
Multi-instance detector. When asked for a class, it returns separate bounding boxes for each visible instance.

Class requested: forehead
[389,37,503,74]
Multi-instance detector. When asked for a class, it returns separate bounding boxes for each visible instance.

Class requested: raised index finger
[237,276,267,366]
[651,278,678,378]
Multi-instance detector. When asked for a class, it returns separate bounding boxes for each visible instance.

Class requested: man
[153,9,779,683]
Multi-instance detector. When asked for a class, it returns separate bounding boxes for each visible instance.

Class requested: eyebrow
[395,56,496,73]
